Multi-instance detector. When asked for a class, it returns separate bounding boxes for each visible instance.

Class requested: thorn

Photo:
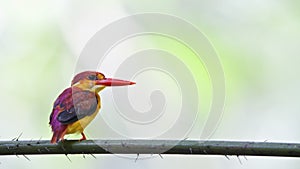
[224,155,230,160]
[90,154,97,159]
[65,154,72,162]
[16,154,19,158]
[37,149,42,153]
[12,132,23,141]
[16,132,23,141]
[237,155,242,165]
[264,139,268,142]
[183,137,189,141]
[158,154,164,159]
[135,153,139,162]
[36,136,42,144]
[82,153,86,159]
[189,147,193,154]
[23,155,31,161]
[244,156,248,161]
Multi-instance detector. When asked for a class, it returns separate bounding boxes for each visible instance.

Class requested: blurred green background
[1,0,300,168]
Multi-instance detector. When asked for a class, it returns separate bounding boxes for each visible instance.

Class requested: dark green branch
[1,140,300,157]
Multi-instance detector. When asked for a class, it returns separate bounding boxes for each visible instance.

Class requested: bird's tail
[51,127,67,144]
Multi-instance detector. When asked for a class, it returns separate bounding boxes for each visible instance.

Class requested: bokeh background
[1,0,300,168]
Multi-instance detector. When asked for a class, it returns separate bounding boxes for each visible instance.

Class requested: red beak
[95,78,135,86]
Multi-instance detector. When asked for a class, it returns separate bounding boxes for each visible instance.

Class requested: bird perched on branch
[49,71,135,143]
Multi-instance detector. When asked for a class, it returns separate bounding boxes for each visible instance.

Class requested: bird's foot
[59,138,67,143]
[79,132,86,141]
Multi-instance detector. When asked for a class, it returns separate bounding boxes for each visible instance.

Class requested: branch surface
[0,140,300,157]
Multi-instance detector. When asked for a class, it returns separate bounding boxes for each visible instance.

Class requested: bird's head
[71,71,135,92]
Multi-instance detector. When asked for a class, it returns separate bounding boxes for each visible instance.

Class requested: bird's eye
[88,75,97,80]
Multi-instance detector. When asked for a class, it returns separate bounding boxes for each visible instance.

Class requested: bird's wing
[52,87,99,125]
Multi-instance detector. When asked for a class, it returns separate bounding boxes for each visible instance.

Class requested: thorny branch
[0,140,300,158]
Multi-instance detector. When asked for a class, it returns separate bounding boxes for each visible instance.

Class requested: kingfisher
[49,71,135,143]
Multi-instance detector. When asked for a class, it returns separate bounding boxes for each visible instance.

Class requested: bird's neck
[73,81,105,93]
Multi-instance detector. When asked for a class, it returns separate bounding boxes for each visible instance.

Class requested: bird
[49,71,135,143]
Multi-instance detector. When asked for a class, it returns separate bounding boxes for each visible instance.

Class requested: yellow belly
[66,100,101,134]
[65,112,98,134]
